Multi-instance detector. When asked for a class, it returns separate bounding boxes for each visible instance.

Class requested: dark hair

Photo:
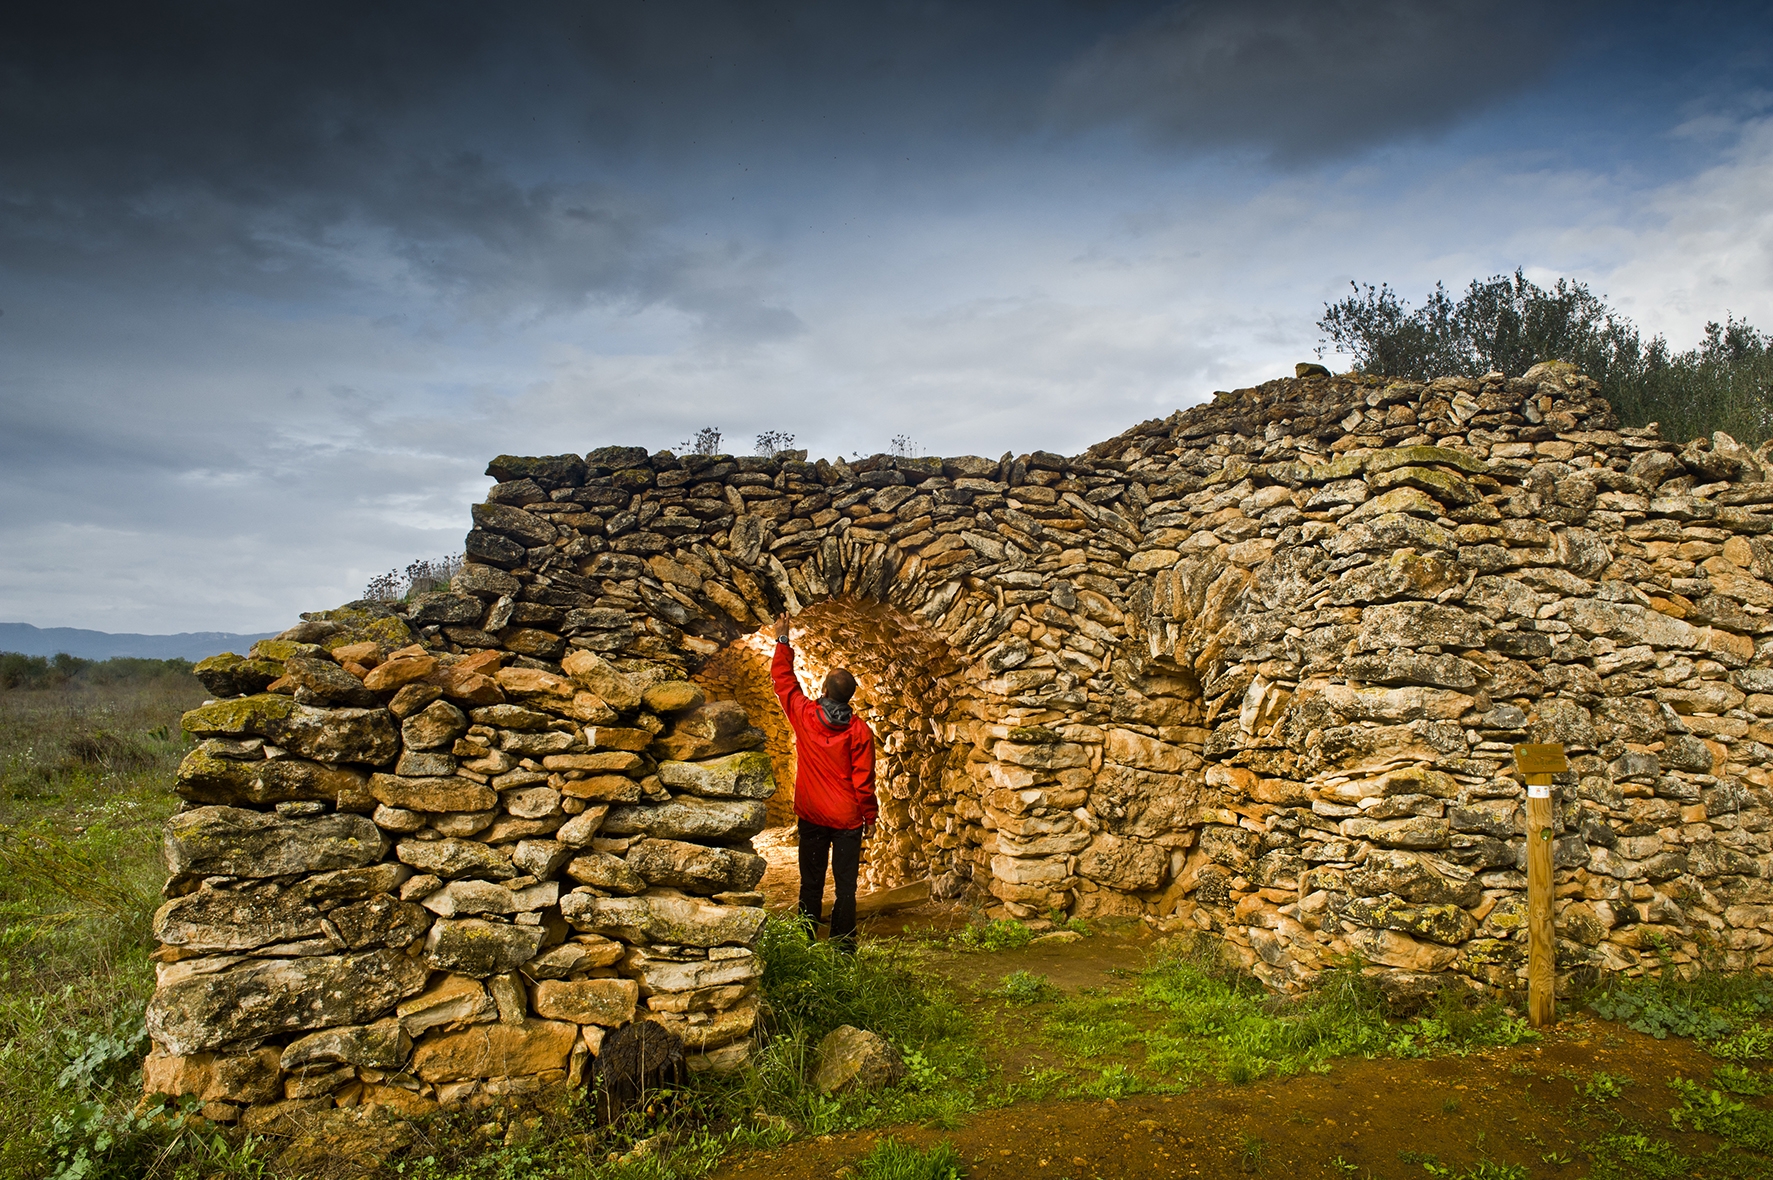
[823,668,857,704]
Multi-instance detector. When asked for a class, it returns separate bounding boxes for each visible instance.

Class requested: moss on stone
[182,693,297,738]
[303,603,416,650]
[193,652,285,697]
[250,639,326,662]
[1365,444,1491,476]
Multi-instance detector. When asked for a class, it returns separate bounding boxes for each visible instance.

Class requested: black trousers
[796,818,863,944]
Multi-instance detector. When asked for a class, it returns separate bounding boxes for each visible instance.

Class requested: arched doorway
[691,599,978,900]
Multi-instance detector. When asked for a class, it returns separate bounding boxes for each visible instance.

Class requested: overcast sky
[4,1,1772,634]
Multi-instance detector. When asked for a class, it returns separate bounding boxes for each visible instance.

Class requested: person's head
[822,668,857,705]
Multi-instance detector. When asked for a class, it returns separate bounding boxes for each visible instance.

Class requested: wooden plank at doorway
[1513,742,1566,1028]
[856,878,932,919]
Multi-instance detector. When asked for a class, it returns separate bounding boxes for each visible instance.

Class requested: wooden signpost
[1513,742,1567,1028]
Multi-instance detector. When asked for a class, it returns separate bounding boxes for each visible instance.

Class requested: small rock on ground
[812,1025,906,1094]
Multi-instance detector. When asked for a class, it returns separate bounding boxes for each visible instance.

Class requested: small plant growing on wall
[363,553,462,601]
[755,429,795,456]
[679,426,724,455]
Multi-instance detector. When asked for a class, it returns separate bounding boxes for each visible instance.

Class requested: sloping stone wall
[148,359,1773,1122]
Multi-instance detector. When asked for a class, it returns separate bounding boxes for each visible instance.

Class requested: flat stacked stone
[147,607,772,1123]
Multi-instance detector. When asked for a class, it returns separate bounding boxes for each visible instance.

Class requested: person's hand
[861,821,876,840]
[774,612,791,643]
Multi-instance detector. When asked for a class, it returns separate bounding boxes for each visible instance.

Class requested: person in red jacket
[771,611,878,947]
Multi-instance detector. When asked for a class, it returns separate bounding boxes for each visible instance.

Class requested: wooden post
[1514,743,1567,1028]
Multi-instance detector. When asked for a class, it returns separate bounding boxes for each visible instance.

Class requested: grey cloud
[1050,0,1587,158]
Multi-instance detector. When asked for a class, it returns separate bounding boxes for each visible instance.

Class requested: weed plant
[1670,1076,1773,1153]
[1582,1132,1697,1180]
[1395,1151,1527,1180]
[947,919,1035,953]
[697,918,984,1135]
[1582,1070,1631,1101]
[1712,1064,1773,1097]
[994,971,1060,1004]
[1588,962,1773,1047]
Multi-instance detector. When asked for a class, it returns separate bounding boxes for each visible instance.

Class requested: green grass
[853,1137,963,1180]
[697,918,986,1137]
[1036,937,1536,1093]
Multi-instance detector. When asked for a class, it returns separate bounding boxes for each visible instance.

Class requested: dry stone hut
[147,361,1773,1122]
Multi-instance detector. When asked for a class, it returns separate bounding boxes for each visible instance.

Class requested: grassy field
[0,661,207,1180]
[9,666,1773,1180]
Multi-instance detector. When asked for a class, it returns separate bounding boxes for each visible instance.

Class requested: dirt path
[715,1028,1720,1179]
[713,912,1746,1179]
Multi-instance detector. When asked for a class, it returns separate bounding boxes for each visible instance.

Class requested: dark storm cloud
[1,2,1590,324]
[1,3,856,329]
[1050,0,1590,158]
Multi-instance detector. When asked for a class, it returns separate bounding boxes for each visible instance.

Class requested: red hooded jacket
[770,640,878,830]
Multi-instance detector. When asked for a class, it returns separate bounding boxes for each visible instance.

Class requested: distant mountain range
[0,622,279,662]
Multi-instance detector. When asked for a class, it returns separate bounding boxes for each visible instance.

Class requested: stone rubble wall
[1096,361,1773,998]
[147,609,775,1124]
[147,358,1773,1121]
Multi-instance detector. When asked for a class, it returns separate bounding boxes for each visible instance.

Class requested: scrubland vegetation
[1320,271,1773,444]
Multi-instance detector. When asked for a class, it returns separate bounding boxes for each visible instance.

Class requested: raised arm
[769,612,804,713]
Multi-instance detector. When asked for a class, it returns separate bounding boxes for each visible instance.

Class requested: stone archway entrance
[499,446,1217,926]
[688,599,977,899]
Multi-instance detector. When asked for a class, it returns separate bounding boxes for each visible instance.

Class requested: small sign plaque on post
[1513,742,1566,1028]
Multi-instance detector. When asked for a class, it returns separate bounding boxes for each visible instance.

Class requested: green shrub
[1710,1063,1773,1097]
[0,652,197,692]
[1591,985,1732,1040]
